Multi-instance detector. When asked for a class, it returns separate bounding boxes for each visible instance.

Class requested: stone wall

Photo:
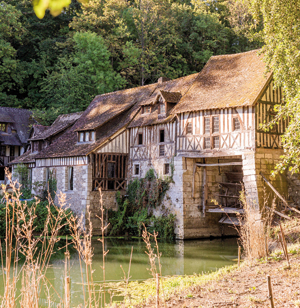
[130,156,185,239]
[89,190,121,235]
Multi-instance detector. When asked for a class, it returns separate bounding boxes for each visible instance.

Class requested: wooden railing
[0,156,16,166]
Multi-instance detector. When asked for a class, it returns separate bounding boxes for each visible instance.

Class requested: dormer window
[0,123,7,132]
[159,103,166,114]
[143,106,151,114]
[78,131,95,143]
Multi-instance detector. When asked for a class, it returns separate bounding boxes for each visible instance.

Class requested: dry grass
[0,170,110,308]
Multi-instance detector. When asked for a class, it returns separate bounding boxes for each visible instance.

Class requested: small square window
[187,122,192,134]
[134,164,140,175]
[159,145,165,156]
[233,117,240,131]
[212,117,219,133]
[213,136,219,148]
[204,118,210,134]
[204,137,211,149]
[143,106,151,114]
[138,133,143,145]
[164,163,170,175]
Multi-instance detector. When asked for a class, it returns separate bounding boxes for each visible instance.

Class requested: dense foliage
[0,200,73,237]
[0,0,261,125]
[249,0,300,174]
[108,169,176,241]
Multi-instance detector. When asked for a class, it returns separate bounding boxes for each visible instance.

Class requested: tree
[250,0,300,173]
[0,2,26,106]
[39,31,125,124]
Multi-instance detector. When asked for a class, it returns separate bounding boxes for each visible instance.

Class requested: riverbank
[112,243,300,307]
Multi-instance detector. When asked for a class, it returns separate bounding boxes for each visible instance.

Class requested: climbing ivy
[108,169,176,241]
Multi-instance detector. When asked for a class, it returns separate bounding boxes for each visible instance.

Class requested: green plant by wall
[108,169,176,241]
[13,164,31,199]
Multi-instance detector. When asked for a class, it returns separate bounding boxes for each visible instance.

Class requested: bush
[108,169,176,241]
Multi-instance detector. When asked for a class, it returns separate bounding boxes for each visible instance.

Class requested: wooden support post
[192,159,196,198]
[260,172,300,215]
[156,273,160,308]
[202,167,207,216]
[279,223,290,268]
[267,275,275,308]
[238,246,241,267]
[64,252,70,308]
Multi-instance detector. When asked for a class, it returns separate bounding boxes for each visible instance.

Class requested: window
[143,106,151,114]
[204,118,210,134]
[213,136,219,148]
[160,130,165,143]
[0,146,6,156]
[159,145,165,156]
[78,131,95,142]
[204,137,211,149]
[0,123,6,132]
[159,103,166,114]
[10,146,15,157]
[164,163,170,175]
[68,167,73,190]
[85,132,90,142]
[138,133,143,145]
[134,164,140,175]
[46,168,50,183]
[212,117,219,133]
[187,122,192,134]
[233,117,240,131]
[79,132,84,142]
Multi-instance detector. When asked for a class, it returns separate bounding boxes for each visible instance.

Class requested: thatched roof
[129,73,198,128]
[34,104,140,158]
[0,107,36,145]
[75,84,157,132]
[30,112,83,141]
[172,50,270,114]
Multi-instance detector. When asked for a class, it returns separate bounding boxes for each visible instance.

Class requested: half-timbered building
[11,49,296,239]
[0,107,36,184]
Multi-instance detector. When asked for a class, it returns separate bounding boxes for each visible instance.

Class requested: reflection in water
[0,238,238,306]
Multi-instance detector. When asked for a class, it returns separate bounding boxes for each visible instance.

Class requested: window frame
[0,123,7,132]
[138,133,143,145]
[164,163,170,175]
[186,122,193,135]
[159,129,165,143]
[67,166,73,191]
[159,103,166,114]
[233,117,241,131]
[134,164,140,176]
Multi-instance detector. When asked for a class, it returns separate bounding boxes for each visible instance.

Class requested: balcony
[0,156,16,166]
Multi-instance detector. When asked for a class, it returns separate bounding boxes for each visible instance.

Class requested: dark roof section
[75,84,157,132]
[0,107,36,145]
[160,90,182,103]
[172,50,270,114]
[32,124,48,137]
[34,104,140,158]
[10,150,36,164]
[30,112,83,141]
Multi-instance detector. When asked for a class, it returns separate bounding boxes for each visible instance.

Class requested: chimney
[158,77,171,84]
